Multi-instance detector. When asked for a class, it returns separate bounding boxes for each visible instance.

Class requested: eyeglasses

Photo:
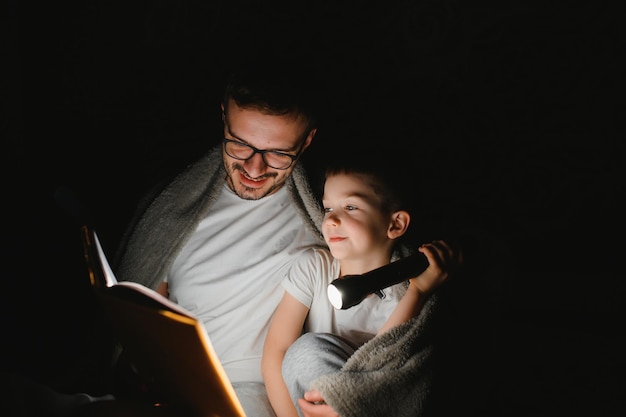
[223,138,302,170]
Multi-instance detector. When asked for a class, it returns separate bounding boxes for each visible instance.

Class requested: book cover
[81,225,246,417]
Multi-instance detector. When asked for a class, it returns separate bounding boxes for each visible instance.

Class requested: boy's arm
[379,240,455,335]
[262,292,310,417]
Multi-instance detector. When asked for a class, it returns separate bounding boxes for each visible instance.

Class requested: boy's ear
[388,210,410,239]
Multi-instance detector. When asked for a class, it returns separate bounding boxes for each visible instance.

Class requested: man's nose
[243,152,268,176]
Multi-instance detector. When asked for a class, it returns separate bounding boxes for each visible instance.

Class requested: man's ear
[388,210,410,240]
[302,127,317,151]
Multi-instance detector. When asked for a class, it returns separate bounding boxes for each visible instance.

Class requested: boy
[262,155,456,417]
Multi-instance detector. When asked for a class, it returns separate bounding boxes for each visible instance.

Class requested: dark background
[3,1,624,415]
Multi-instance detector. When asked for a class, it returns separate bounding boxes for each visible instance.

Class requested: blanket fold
[311,294,439,417]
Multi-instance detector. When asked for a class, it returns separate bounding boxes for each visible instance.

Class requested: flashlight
[327,252,429,309]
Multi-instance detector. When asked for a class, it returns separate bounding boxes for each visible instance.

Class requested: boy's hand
[298,390,339,417]
[410,240,459,295]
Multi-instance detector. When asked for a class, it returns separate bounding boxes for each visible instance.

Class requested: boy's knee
[283,332,356,375]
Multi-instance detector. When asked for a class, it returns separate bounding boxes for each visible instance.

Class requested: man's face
[221,98,315,200]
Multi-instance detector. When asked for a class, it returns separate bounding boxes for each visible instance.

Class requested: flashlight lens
[327,284,343,309]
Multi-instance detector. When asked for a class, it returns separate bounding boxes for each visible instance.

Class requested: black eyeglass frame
[222,137,304,170]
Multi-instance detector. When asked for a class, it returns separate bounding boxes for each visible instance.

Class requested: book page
[93,230,194,317]
[93,231,118,287]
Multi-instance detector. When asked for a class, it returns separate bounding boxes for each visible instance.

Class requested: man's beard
[226,163,282,200]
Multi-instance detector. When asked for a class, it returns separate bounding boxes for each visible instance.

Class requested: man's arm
[156,282,169,298]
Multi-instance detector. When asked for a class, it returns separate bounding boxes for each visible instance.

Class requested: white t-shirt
[282,247,406,348]
[167,183,322,383]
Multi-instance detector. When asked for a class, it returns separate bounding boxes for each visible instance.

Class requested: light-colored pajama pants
[281,333,358,417]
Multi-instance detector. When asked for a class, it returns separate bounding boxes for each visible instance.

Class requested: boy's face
[221,99,315,200]
[322,173,393,264]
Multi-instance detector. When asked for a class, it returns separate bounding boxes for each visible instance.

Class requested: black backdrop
[3,1,625,415]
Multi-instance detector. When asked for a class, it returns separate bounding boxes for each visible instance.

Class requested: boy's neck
[339,254,392,277]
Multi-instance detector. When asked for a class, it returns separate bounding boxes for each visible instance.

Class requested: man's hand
[297,389,338,417]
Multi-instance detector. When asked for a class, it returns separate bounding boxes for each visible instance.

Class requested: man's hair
[223,57,320,136]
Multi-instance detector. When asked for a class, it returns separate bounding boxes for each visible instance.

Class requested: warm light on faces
[322,173,396,269]
[221,99,314,200]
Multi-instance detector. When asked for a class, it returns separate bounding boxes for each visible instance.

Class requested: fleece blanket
[310,294,439,417]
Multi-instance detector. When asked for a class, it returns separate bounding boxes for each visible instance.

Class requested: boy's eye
[323,207,333,213]
[345,205,357,211]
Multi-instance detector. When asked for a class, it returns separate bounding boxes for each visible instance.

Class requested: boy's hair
[222,56,320,136]
[323,151,408,216]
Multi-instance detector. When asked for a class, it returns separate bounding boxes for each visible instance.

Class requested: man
[112,58,326,416]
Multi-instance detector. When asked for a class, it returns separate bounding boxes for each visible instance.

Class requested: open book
[81,225,247,417]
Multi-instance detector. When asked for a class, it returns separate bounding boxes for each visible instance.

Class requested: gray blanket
[310,294,439,417]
